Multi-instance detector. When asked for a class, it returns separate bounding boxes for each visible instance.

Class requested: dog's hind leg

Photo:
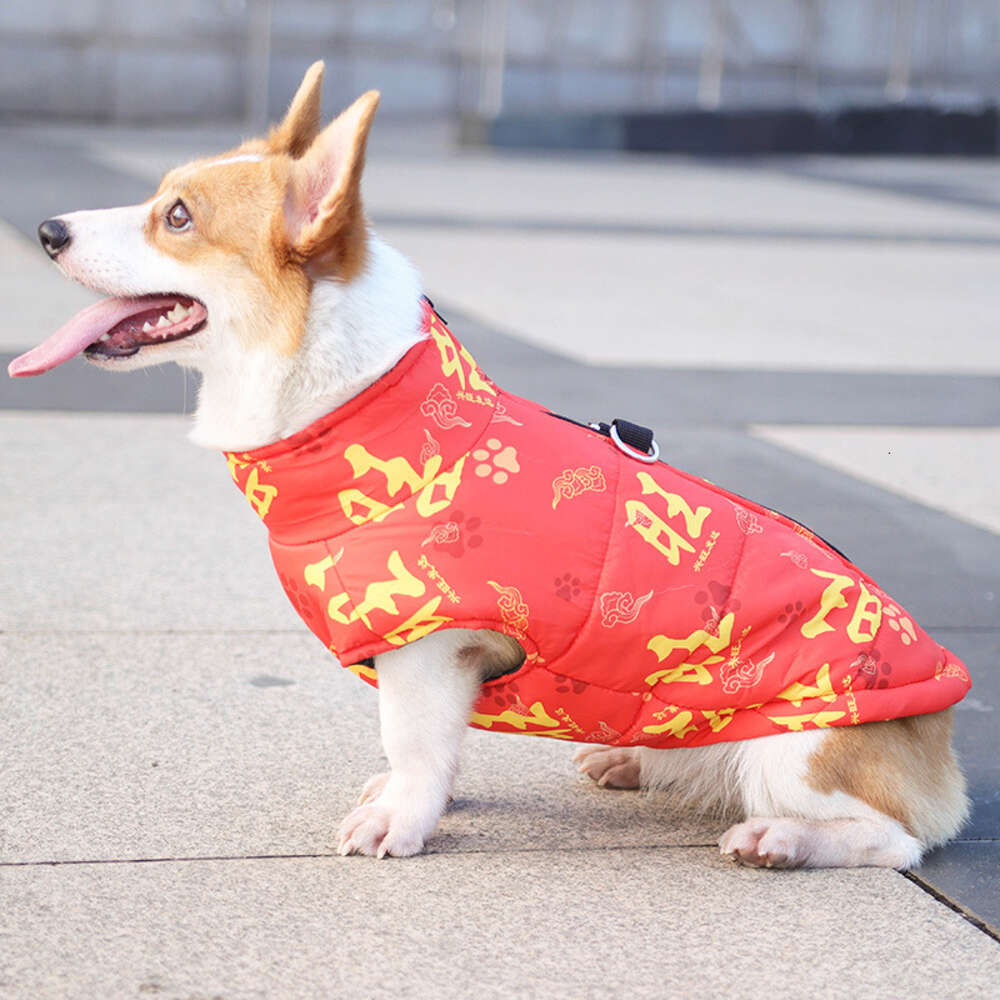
[720,714,967,869]
[720,814,922,869]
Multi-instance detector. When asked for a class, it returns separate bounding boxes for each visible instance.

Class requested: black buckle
[592,418,660,463]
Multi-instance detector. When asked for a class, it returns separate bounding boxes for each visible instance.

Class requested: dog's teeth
[156,315,171,328]
[142,321,154,332]
[167,304,186,322]
[99,332,111,342]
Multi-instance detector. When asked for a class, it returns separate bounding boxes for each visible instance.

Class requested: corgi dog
[10,63,969,868]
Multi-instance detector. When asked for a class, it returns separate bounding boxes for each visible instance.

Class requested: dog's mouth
[8,293,208,377]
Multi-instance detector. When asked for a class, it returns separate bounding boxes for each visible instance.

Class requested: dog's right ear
[269,61,325,158]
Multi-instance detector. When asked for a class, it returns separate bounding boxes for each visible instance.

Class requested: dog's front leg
[336,630,484,858]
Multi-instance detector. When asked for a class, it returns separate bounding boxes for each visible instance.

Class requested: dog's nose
[38,218,71,259]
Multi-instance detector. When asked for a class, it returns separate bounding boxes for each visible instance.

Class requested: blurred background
[1,0,998,137]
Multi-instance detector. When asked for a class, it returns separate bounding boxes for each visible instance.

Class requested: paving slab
[2,850,998,1000]
[0,352,197,413]
[0,412,296,633]
[381,224,1000,374]
[915,843,1000,936]
[0,631,717,865]
[450,305,1000,430]
[753,425,1000,535]
[945,631,1000,840]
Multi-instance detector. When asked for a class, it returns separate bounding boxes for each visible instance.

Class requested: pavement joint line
[6,845,997,943]
[903,870,1000,944]
[1,843,723,869]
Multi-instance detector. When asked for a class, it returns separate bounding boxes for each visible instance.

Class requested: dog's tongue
[7,296,180,377]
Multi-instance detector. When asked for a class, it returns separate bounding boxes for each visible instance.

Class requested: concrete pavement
[1,122,998,998]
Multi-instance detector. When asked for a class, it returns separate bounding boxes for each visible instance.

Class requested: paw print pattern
[555,573,582,601]
[694,580,742,632]
[280,572,317,623]
[472,437,520,485]
[490,681,528,711]
[850,649,893,689]
[777,601,804,625]
[553,675,587,696]
[425,510,483,557]
[882,602,918,646]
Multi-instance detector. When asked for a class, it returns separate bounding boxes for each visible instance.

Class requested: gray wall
[1,0,997,122]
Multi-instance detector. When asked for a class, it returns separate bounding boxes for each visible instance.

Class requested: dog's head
[9,62,376,378]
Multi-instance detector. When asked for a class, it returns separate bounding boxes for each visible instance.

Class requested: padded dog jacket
[226,301,970,748]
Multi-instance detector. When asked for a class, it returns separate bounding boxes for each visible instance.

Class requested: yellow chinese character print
[337,444,464,526]
[469,700,574,739]
[702,707,738,733]
[326,550,426,628]
[642,706,699,739]
[846,580,882,643]
[768,710,846,731]
[624,471,712,566]
[225,453,278,520]
[645,612,736,686]
[636,471,712,537]
[382,596,454,646]
[415,456,466,518]
[776,663,837,706]
[347,660,378,683]
[800,570,853,639]
[304,553,338,590]
[800,570,884,645]
[243,467,278,519]
[429,319,497,397]
[225,451,250,482]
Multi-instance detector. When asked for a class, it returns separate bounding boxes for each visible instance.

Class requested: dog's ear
[269,61,325,158]
[284,90,379,274]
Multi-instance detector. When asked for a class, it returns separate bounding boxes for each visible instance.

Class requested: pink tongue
[8,295,183,377]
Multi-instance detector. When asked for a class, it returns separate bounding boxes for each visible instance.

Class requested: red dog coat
[226,302,970,747]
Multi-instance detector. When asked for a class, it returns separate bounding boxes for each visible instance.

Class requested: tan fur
[145,156,310,356]
[267,60,325,158]
[806,709,969,847]
[135,63,377,356]
[285,90,380,282]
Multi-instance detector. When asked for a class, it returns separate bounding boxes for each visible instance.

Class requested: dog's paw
[357,771,391,805]
[572,745,641,789]
[719,818,804,869]
[337,802,426,859]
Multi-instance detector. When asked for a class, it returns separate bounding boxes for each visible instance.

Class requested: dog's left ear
[269,61,325,158]
[284,90,379,272]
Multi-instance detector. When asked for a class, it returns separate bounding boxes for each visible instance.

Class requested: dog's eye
[165,200,192,232]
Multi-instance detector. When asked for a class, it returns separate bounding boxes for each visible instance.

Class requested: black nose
[39,218,71,259]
